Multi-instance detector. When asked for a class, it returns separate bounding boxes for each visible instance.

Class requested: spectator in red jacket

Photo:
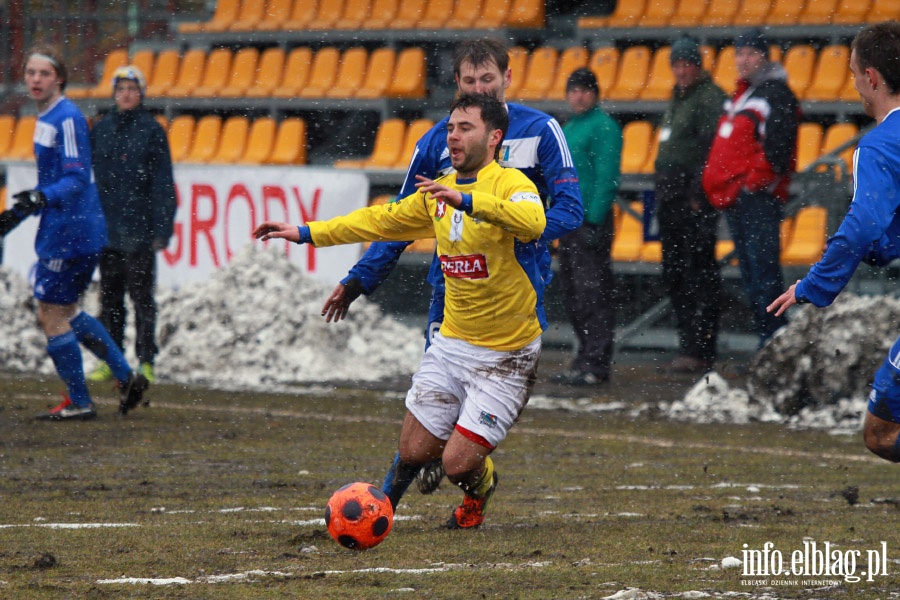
[702,28,800,345]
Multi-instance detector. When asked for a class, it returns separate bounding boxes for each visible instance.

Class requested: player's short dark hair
[453,38,509,78]
[450,92,509,158]
[24,42,68,92]
[852,21,900,95]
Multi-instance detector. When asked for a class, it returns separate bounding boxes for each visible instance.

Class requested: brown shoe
[661,355,714,374]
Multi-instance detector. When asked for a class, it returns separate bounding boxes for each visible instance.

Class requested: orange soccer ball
[325,482,394,550]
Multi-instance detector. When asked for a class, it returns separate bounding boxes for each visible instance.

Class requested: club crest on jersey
[434,199,447,220]
[479,411,498,429]
[439,253,488,279]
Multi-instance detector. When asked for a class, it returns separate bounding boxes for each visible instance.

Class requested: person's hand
[580,223,605,250]
[767,280,800,317]
[12,190,47,216]
[321,279,365,323]
[253,221,300,243]
[415,175,463,208]
[151,237,169,252]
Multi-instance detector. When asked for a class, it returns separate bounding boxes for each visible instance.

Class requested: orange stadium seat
[166,48,207,97]
[284,0,319,29]
[589,47,619,99]
[607,45,651,101]
[245,47,286,97]
[712,46,738,95]
[867,0,900,21]
[130,49,155,84]
[335,118,405,168]
[780,215,795,253]
[255,0,294,30]
[445,0,482,28]
[795,122,824,171]
[219,47,260,97]
[546,46,589,101]
[515,46,558,100]
[821,122,859,174]
[699,45,717,72]
[230,0,267,30]
[192,48,233,97]
[66,48,126,99]
[798,0,839,23]
[782,44,816,99]
[184,115,222,163]
[804,45,850,101]
[145,49,179,97]
[367,0,400,28]
[334,0,372,29]
[781,206,827,266]
[154,114,169,131]
[7,116,36,161]
[478,0,511,27]
[210,117,250,163]
[504,46,528,98]
[391,0,428,28]
[418,0,454,28]
[238,117,277,164]
[326,46,369,98]
[298,47,340,97]
[589,0,646,28]
[620,121,653,174]
[0,115,16,158]
[272,47,313,98]
[394,118,435,169]
[838,72,859,101]
[639,46,674,101]
[506,0,545,27]
[638,0,677,27]
[307,0,346,28]
[611,202,645,262]
[832,0,873,23]
[765,0,805,25]
[643,128,660,173]
[702,0,741,25]
[669,1,708,26]
[166,115,195,163]
[356,47,396,98]
[732,0,773,26]
[386,47,427,98]
[269,118,307,165]
[179,0,239,32]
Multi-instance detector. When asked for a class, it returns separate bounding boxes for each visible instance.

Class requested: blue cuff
[297,225,313,245]
[459,193,473,215]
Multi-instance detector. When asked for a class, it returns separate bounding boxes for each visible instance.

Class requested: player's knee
[863,423,900,462]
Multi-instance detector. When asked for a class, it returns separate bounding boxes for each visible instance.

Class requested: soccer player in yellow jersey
[254,93,546,529]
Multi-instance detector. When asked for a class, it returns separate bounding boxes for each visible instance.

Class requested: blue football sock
[47,331,91,407]
[382,452,418,510]
[69,311,132,383]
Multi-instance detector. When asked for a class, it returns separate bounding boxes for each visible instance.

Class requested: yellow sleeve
[469,170,545,242]
[307,192,435,247]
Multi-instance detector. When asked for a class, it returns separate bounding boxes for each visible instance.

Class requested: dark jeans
[725,189,787,345]
[557,215,615,377]
[98,248,159,364]
[655,170,721,363]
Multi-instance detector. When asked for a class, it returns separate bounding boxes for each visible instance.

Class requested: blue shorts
[868,335,900,423]
[33,254,99,305]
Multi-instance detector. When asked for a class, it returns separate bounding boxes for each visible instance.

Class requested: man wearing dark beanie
[655,35,727,374]
[702,27,800,346]
[554,67,622,386]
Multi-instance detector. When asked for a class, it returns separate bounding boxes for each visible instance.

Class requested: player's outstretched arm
[253,221,301,243]
[321,279,365,323]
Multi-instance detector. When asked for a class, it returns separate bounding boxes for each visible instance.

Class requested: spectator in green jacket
[554,68,622,386]
[655,36,727,374]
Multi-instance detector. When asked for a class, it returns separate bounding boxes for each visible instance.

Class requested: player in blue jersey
[7,44,149,420]
[319,38,584,510]
[767,21,900,462]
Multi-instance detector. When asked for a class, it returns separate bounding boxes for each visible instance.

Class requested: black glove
[580,223,606,251]
[152,238,169,252]
[12,190,47,216]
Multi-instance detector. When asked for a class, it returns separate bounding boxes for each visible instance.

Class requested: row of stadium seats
[581,0,898,29]
[177,0,544,33]
[0,114,307,165]
[509,43,858,102]
[335,118,434,169]
[611,202,826,266]
[66,45,426,100]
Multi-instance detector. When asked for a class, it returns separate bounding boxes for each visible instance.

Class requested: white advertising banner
[2,163,370,288]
